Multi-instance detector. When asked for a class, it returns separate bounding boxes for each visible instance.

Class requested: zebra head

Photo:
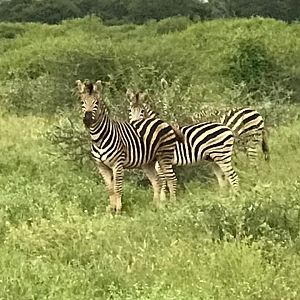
[76,80,103,128]
[126,89,148,121]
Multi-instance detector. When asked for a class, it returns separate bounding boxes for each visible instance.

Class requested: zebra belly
[90,141,156,169]
[172,142,203,166]
[123,147,155,168]
[91,145,155,169]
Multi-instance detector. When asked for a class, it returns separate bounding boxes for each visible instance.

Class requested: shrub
[225,38,279,91]
[0,23,25,39]
[156,16,192,35]
[0,75,75,114]
[0,18,298,120]
[45,116,91,166]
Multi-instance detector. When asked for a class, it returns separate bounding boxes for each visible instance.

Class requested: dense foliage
[0,17,298,117]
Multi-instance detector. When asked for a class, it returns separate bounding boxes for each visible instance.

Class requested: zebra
[76,80,182,213]
[191,107,270,163]
[126,89,185,144]
[126,90,239,193]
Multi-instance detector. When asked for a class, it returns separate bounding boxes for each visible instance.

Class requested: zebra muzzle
[83,111,93,127]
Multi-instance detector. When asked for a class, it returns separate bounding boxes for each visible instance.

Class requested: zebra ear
[134,92,141,105]
[126,89,135,103]
[94,80,102,92]
[76,80,85,93]
[139,91,148,103]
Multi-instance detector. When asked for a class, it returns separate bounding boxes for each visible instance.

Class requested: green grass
[0,113,300,299]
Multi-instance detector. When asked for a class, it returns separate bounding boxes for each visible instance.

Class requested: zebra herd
[76,79,270,214]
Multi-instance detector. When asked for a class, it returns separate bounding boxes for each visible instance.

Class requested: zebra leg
[262,129,270,161]
[157,156,177,202]
[141,162,162,206]
[112,162,124,214]
[211,163,227,188]
[246,140,259,166]
[155,162,167,201]
[214,157,239,192]
[98,164,115,211]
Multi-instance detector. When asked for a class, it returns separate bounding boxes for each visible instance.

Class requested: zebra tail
[171,122,185,143]
[262,129,270,161]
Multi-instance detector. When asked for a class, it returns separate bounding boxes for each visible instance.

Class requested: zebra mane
[191,109,221,123]
[191,106,240,122]
[89,81,110,114]
[86,83,94,95]
[132,91,143,107]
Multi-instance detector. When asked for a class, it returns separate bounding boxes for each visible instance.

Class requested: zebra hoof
[115,208,122,215]
[106,205,115,214]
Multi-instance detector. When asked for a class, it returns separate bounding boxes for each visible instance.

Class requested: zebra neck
[89,114,115,144]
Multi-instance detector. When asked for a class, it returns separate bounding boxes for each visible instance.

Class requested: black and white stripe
[127,97,239,191]
[192,107,270,163]
[76,80,180,213]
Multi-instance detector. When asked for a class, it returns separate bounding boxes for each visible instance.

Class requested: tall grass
[1,110,300,299]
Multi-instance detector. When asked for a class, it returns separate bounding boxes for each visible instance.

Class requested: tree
[127,0,207,23]
[0,0,82,24]
[27,0,82,24]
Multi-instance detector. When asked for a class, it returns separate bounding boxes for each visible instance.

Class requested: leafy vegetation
[1,108,300,299]
[0,17,298,117]
[226,38,279,91]
[155,16,192,35]
[0,17,300,298]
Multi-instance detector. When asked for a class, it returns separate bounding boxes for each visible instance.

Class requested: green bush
[156,16,192,34]
[0,23,25,39]
[225,38,280,91]
[0,75,74,114]
[0,17,298,119]
[46,116,91,166]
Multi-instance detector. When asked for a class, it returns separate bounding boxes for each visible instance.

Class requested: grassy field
[0,111,300,299]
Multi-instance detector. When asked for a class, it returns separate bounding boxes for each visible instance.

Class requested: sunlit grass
[0,114,300,299]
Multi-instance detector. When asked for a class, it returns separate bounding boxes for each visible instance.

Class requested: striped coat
[192,107,270,162]
[77,81,181,213]
[127,92,239,191]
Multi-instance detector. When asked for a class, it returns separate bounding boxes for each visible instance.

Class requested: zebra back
[191,107,225,123]
[127,94,238,189]
[192,107,265,138]
[192,106,269,161]
[220,107,264,138]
